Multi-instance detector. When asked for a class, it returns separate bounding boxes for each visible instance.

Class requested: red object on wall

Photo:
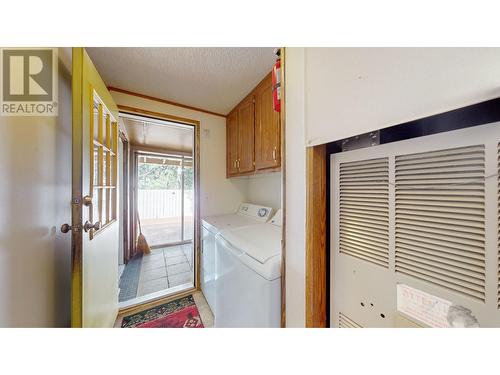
[272,58,281,112]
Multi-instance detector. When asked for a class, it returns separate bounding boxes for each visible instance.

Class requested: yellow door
[71,48,120,327]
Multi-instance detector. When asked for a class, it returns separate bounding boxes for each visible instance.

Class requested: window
[90,93,118,238]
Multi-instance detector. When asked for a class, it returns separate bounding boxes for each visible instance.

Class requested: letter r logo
[2,49,53,102]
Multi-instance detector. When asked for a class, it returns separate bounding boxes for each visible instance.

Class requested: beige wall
[284,48,307,327]
[110,91,247,217]
[304,48,500,146]
[0,48,72,327]
[237,172,281,210]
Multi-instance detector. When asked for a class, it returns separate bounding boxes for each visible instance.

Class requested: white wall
[284,48,307,327]
[239,172,281,209]
[305,48,500,146]
[110,91,247,217]
[0,48,72,327]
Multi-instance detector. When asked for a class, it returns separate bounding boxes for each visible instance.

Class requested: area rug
[121,295,204,328]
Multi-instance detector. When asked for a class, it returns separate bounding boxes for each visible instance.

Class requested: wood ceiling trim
[117,105,200,127]
[109,86,227,118]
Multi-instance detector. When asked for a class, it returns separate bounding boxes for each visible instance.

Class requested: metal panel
[338,312,362,328]
[395,145,486,302]
[339,158,389,267]
[331,122,500,328]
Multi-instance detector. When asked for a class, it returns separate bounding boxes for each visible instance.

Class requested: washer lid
[218,223,282,264]
[202,214,260,234]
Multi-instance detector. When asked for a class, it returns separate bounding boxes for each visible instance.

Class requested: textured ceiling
[121,115,193,153]
[87,47,276,115]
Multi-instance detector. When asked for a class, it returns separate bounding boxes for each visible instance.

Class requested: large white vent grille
[338,312,362,328]
[395,145,486,302]
[339,158,389,267]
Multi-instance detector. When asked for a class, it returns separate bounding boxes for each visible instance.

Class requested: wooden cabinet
[255,73,280,170]
[226,72,280,178]
[237,95,255,174]
[226,110,239,175]
[226,95,255,177]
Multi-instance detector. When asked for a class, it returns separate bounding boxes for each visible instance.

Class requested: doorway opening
[138,152,194,247]
[117,112,198,308]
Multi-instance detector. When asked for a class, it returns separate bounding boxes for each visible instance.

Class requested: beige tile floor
[193,291,214,328]
[141,217,194,247]
[115,291,214,328]
[137,244,194,297]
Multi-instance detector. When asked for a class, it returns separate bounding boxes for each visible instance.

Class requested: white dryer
[215,210,282,327]
[201,203,273,313]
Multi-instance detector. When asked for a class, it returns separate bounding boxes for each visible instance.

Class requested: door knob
[84,221,101,232]
[83,195,93,206]
[60,223,72,233]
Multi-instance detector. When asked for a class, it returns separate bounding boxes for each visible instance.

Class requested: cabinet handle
[237,159,240,169]
[234,160,237,169]
[273,147,277,161]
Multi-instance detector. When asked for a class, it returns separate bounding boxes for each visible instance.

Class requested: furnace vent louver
[338,312,362,328]
[395,145,486,302]
[339,157,389,267]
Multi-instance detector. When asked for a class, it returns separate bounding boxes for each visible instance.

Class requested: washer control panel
[237,203,273,222]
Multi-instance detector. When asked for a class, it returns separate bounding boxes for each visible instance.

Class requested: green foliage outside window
[138,162,193,189]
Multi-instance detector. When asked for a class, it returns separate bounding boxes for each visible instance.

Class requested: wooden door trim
[117,105,202,295]
[109,86,227,118]
[121,137,131,263]
[117,105,200,127]
[305,144,327,327]
[280,48,286,328]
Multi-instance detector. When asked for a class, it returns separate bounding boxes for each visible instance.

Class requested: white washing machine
[201,203,273,314]
[214,210,282,328]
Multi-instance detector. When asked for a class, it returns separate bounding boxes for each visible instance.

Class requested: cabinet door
[226,110,239,176]
[237,95,255,174]
[255,74,281,170]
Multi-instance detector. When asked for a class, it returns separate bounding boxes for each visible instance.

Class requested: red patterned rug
[121,295,204,328]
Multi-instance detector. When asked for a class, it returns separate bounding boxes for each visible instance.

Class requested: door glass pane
[90,95,119,236]
[104,114,110,148]
[106,189,111,223]
[111,189,116,221]
[103,151,108,186]
[93,102,100,142]
[93,188,100,223]
[93,146,99,186]
[110,122,117,153]
[102,188,108,224]
[111,154,116,186]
